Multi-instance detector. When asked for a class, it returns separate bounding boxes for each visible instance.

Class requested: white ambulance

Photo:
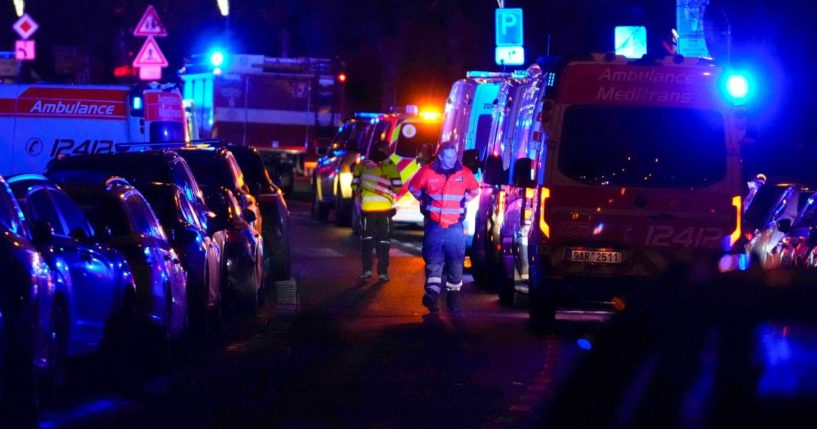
[0,83,187,176]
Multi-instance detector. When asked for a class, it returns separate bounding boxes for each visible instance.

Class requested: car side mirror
[416,144,433,166]
[315,145,329,157]
[482,154,507,185]
[30,220,54,245]
[512,158,535,188]
[462,149,480,173]
[242,209,257,223]
[777,218,792,234]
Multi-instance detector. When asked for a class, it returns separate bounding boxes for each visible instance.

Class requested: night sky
[0,0,814,177]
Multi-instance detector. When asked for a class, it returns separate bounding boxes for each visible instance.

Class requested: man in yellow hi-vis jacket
[352,140,403,281]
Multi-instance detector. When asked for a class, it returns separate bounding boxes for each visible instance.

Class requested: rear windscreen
[559,106,726,188]
[394,122,442,158]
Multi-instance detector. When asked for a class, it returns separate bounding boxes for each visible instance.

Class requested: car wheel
[311,187,329,222]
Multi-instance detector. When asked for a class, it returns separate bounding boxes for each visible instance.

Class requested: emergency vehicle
[469,69,535,292]
[357,107,443,227]
[179,54,345,183]
[485,54,746,324]
[436,71,513,249]
[0,83,187,176]
[312,113,378,224]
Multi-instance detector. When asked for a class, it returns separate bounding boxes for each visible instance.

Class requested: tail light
[539,187,551,238]
[524,188,535,221]
[729,195,741,247]
[497,190,506,215]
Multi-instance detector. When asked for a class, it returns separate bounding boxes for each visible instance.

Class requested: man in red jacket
[408,142,479,313]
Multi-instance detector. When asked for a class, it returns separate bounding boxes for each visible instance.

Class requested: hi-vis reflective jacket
[409,160,479,228]
[352,159,403,213]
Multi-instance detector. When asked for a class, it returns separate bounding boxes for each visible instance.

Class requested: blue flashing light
[577,338,592,351]
[210,51,225,67]
[354,112,382,119]
[721,71,752,104]
[132,96,143,111]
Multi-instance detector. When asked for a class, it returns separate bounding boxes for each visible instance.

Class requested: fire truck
[0,83,187,176]
[477,54,748,325]
[179,54,345,192]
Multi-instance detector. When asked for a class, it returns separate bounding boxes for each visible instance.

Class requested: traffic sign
[133,37,168,67]
[13,14,39,40]
[133,5,168,37]
[495,46,525,66]
[139,66,162,81]
[15,40,35,61]
[495,8,523,47]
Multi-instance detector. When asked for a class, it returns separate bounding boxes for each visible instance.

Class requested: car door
[48,188,118,348]
[178,190,219,309]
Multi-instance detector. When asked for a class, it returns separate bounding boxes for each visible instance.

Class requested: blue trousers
[422,221,465,295]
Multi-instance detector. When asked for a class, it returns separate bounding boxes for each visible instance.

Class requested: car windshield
[559,106,727,188]
[394,121,442,158]
[179,152,241,189]
[69,194,132,238]
[229,148,272,190]
[47,156,173,185]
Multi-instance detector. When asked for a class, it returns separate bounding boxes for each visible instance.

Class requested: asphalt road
[31,200,615,429]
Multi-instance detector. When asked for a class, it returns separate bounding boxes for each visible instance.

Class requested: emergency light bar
[113,139,228,153]
[511,70,531,79]
[466,71,512,79]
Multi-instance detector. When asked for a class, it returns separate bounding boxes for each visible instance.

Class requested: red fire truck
[180,54,345,192]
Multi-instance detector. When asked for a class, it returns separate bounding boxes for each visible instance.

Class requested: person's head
[369,140,390,162]
[437,142,458,169]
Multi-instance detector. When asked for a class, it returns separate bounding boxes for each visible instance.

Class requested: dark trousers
[422,221,465,295]
[361,212,392,274]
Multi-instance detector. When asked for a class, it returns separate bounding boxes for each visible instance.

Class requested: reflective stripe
[446,281,463,291]
[427,276,442,284]
[426,284,441,294]
[362,182,395,198]
[362,195,391,203]
[378,241,390,244]
[362,174,391,186]
[430,194,464,201]
[426,206,464,214]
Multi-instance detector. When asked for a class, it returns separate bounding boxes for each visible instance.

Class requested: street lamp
[216,0,229,17]
[13,0,24,17]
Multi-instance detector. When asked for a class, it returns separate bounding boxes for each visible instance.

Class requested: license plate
[569,249,623,264]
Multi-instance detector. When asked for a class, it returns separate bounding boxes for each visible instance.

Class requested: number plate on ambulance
[569,249,622,264]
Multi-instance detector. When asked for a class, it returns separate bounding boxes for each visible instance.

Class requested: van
[486,54,745,324]
[0,83,186,176]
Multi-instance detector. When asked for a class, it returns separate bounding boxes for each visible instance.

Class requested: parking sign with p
[495,8,523,47]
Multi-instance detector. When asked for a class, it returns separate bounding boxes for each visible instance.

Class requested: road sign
[134,5,168,37]
[495,8,523,47]
[495,46,525,66]
[139,66,162,81]
[15,40,35,61]
[133,37,168,67]
[13,14,39,40]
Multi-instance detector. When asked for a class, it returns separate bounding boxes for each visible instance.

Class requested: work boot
[360,270,373,280]
[446,291,461,313]
[422,291,439,313]
[378,273,389,282]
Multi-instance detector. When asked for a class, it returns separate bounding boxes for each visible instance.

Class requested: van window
[365,121,392,154]
[559,106,726,188]
[473,114,494,160]
[394,122,442,158]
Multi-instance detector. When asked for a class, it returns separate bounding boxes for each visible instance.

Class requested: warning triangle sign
[133,37,169,67]
[133,5,168,37]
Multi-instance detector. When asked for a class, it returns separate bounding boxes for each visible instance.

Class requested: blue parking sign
[495,8,523,47]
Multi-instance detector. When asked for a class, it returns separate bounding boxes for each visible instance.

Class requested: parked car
[56,178,188,342]
[137,182,222,334]
[745,183,812,269]
[226,143,291,281]
[6,174,136,394]
[313,114,377,224]
[45,151,214,236]
[203,187,264,311]
[0,175,54,416]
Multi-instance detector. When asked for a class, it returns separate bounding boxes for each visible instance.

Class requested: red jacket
[408,160,479,228]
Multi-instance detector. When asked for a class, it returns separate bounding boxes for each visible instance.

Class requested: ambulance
[436,71,511,247]
[0,83,187,176]
[486,54,746,325]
